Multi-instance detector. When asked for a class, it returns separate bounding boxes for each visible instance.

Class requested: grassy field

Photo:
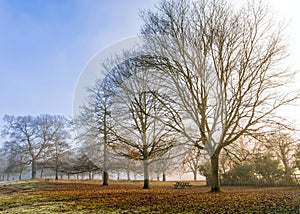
[1,180,300,213]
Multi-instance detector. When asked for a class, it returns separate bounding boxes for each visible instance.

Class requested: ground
[1,180,300,213]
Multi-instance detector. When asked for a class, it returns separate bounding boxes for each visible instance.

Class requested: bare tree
[105,60,178,189]
[76,78,114,186]
[139,0,298,191]
[2,141,29,180]
[262,125,298,184]
[48,120,71,180]
[2,115,38,179]
[2,115,69,179]
[182,147,203,181]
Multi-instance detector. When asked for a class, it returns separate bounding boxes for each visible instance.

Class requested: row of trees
[74,0,299,192]
[0,114,199,182]
[1,114,300,187]
[0,114,202,182]
[1,0,300,192]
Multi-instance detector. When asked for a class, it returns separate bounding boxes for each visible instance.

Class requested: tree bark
[19,170,22,180]
[163,173,166,181]
[127,169,131,181]
[193,171,197,181]
[103,171,109,186]
[103,119,109,186]
[55,166,58,180]
[143,160,150,189]
[210,153,221,192]
[31,159,36,179]
[55,155,59,180]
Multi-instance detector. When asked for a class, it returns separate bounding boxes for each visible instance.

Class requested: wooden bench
[174,182,192,189]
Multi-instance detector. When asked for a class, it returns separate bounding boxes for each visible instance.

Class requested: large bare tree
[104,59,178,189]
[138,0,299,191]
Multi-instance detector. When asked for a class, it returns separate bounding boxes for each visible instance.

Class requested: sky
[0,0,159,135]
[1,0,300,141]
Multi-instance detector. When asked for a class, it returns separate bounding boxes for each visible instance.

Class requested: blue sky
[1,0,300,137]
[0,0,159,132]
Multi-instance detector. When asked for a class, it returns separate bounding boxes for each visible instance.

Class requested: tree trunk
[31,159,36,179]
[103,131,109,185]
[143,160,150,189]
[40,168,44,179]
[19,170,23,180]
[55,160,59,180]
[210,153,221,192]
[193,170,197,181]
[163,173,166,181]
[127,169,131,181]
[103,171,109,186]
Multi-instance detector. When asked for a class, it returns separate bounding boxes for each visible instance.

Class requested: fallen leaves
[1,180,300,213]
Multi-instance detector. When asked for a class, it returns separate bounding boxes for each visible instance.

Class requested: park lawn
[0,180,300,213]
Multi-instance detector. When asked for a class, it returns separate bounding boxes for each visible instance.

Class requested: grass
[1,180,300,213]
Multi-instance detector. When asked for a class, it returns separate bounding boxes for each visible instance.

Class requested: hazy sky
[1,0,300,139]
[0,0,159,131]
